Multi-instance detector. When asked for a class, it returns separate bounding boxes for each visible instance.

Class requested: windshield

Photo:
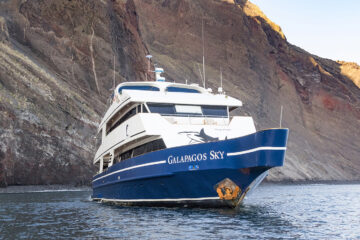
[119,85,160,94]
[166,87,200,93]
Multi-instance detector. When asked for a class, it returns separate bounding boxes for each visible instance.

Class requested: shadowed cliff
[0,0,149,186]
[0,0,359,186]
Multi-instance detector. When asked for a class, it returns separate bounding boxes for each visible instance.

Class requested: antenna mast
[280,105,283,128]
[218,66,224,94]
[113,55,116,89]
[202,18,206,88]
[220,66,223,89]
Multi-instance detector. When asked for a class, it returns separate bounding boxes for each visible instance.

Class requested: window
[106,104,150,135]
[202,106,228,117]
[107,106,137,135]
[147,103,228,118]
[115,139,166,162]
[146,139,166,153]
[147,103,175,115]
[133,139,166,157]
[166,87,200,93]
[117,149,132,162]
[132,144,147,158]
[119,85,159,94]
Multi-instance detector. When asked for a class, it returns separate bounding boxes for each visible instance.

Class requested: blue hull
[92,129,288,208]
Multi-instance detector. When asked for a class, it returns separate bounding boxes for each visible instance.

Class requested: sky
[250,0,360,64]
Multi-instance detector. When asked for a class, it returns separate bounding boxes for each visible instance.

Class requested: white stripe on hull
[227,146,286,156]
[93,196,220,202]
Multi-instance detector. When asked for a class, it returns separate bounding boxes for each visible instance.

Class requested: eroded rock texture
[133,0,360,181]
[0,0,149,186]
[0,0,359,186]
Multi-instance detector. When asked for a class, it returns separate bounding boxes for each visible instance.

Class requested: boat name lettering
[167,150,225,164]
[209,150,225,160]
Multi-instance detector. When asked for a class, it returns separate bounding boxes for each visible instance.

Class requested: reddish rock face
[0,0,359,185]
[134,0,360,181]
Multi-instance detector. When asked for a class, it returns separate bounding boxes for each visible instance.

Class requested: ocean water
[0,184,359,240]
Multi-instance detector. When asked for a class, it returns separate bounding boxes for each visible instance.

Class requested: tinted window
[146,139,166,153]
[166,87,200,93]
[202,106,228,117]
[122,107,137,122]
[107,106,137,134]
[147,103,228,118]
[119,149,133,162]
[114,155,121,164]
[147,103,175,115]
[119,85,159,94]
[118,139,166,161]
[133,144,147,158]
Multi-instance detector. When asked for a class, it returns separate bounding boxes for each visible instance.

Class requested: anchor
[214,178,241,201]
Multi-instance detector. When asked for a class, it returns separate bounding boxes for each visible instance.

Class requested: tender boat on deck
[91,67,288,208]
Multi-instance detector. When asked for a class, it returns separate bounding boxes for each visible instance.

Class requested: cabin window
[119,85,160,94]
[146,139,166,153]
[132,144,147,158]
[121,149,133,161]
[106,103,150,135]
[115,139,166,162]
[147,103,175,115]
[142,104,148,113]
[166,87,200,93]
[122,107,137,122]
[202,106,228,117]
[107,106,137,135]
[147,103,228,118]
[113,155,121,165]
[133,139,166,157]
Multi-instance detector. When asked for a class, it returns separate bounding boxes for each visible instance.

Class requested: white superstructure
[94,78,256,174]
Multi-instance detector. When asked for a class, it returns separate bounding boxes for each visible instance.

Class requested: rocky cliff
[0,0,149,186]
[0,0,359,186]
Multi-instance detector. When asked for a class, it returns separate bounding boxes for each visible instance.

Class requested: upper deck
[98,81,242,133]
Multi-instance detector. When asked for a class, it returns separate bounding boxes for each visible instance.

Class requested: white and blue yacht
[91,67,288,208]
